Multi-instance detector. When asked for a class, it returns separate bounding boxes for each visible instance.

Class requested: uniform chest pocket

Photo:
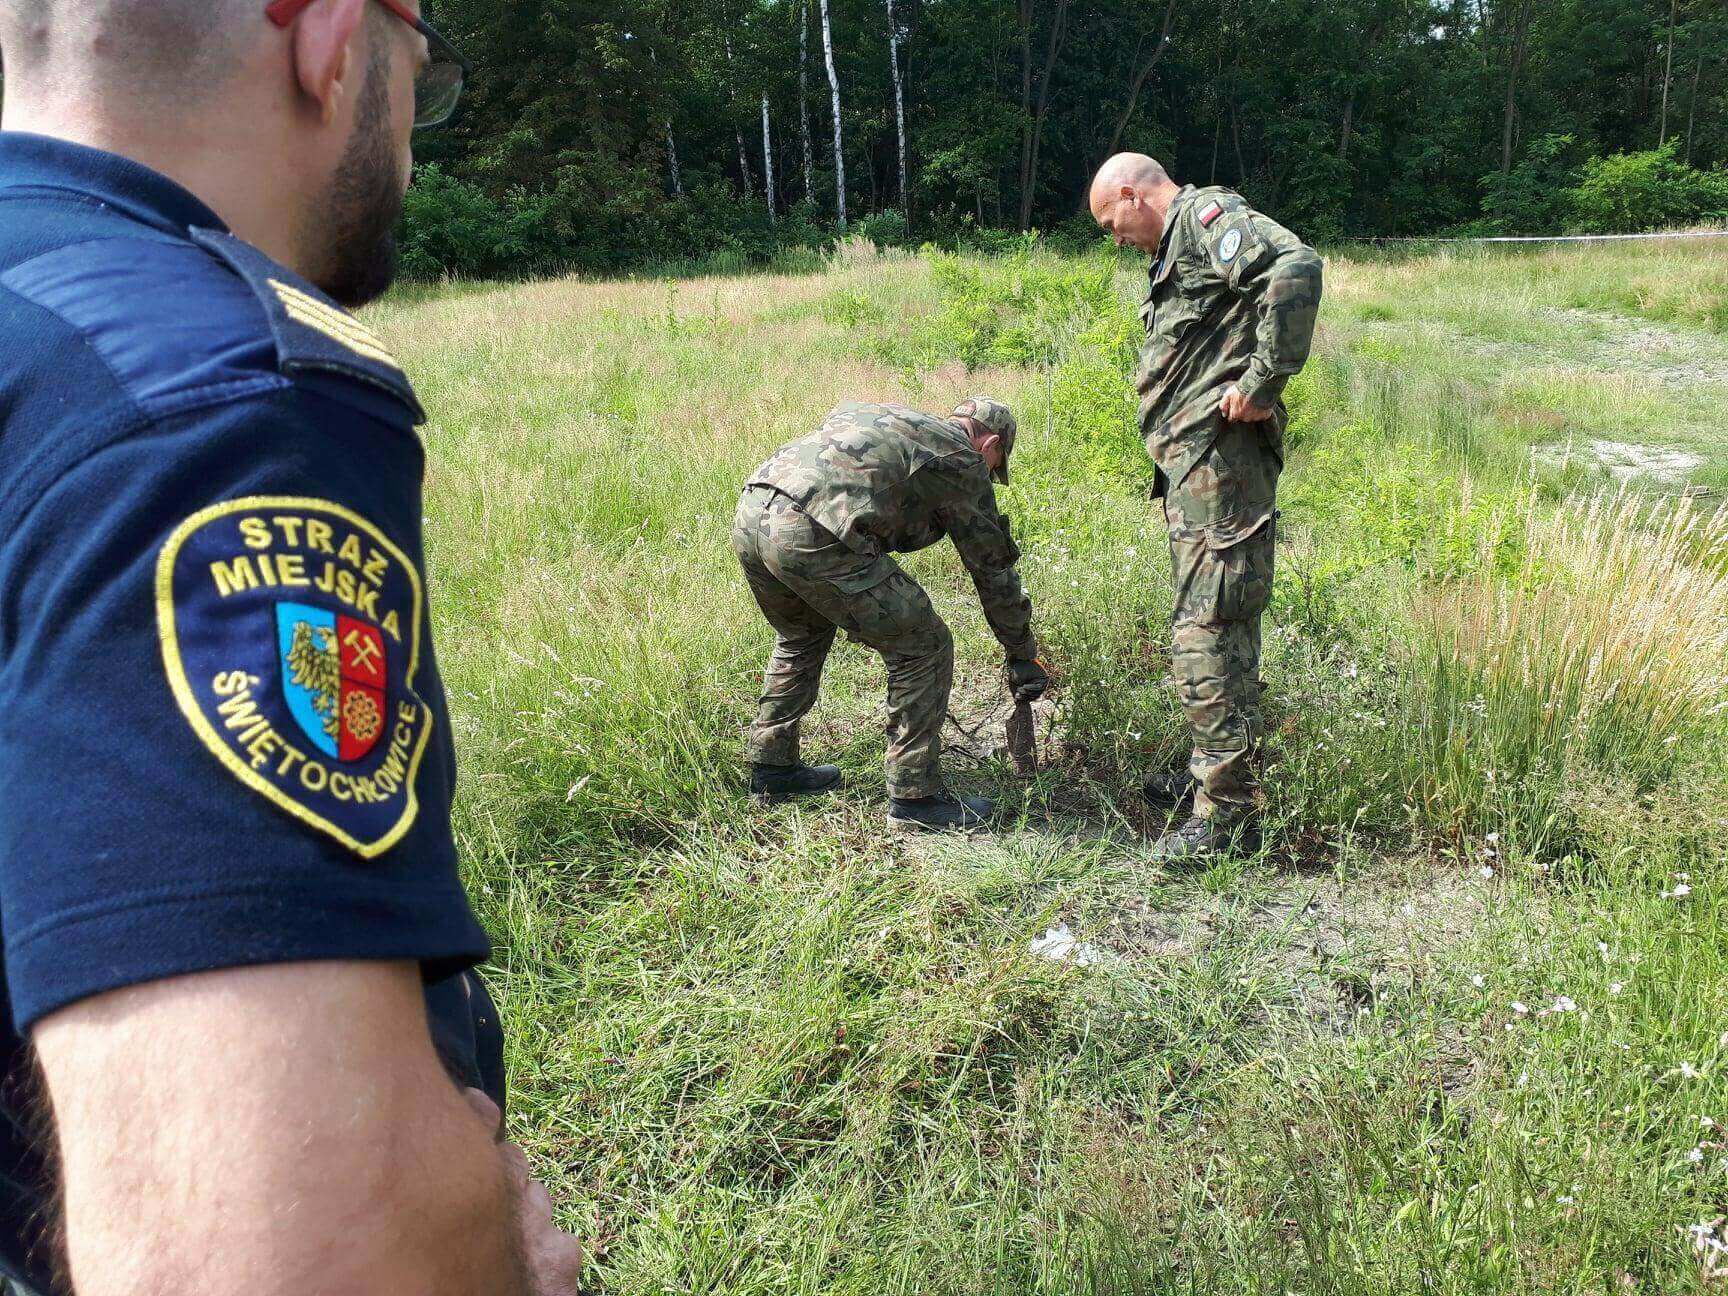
[1145,288,1203,349]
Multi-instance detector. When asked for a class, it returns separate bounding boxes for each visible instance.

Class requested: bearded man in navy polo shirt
[0,2,581,1292]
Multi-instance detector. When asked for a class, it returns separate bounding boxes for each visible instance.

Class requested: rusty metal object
[1006,698,1038,776]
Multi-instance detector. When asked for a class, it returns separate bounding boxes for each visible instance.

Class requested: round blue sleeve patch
[1219,229,1244,264]
[155,497,433,858]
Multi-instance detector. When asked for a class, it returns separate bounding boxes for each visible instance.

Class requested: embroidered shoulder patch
[156,497,433,858]
[1219,228,1244,263]
[268,278,402,372]
[1198,201,1224,227]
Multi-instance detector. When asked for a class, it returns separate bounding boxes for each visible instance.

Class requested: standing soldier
[0,2,581,1293]
[734,400,1048,832]
[1088,153,1323,865]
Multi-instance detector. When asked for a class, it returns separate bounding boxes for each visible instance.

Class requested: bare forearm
[37,963,534,1296]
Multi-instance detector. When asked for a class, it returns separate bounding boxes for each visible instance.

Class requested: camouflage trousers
[732,485,954,800]
[1163,420,1281,824]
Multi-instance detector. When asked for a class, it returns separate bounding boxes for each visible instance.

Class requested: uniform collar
[1155,185,1196,262]
[0,131,227,236]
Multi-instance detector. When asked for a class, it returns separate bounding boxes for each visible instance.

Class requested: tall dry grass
[1406,491,1728,843]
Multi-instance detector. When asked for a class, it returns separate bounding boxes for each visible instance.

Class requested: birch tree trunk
[818,0,847,228]
[799,0,816,206]
[762,93,777,221]
[886,0,910,210]
[650,48,683,198]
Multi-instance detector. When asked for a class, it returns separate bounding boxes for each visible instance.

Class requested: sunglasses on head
[266,0,469,129]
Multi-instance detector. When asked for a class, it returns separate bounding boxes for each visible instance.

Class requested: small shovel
[1006,697,1038,777]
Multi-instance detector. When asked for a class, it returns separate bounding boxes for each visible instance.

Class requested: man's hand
[1220,386,1275,423]
[1007,658,1051,703]
[466,1090,587,1296]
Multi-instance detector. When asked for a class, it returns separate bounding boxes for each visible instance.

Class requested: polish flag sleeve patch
[1198,201,1224,228]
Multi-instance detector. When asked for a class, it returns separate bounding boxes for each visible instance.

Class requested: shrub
[398,164,565,280]
[1479,133,1580,234]
[928,249,1119,371]
[853,209,912,249]
[1567,143,1728,234]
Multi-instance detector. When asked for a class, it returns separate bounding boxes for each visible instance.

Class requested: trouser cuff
[887,772,947,801]
[748,732,800,768]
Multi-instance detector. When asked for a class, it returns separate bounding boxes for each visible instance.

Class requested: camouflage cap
[953,397,1017,484]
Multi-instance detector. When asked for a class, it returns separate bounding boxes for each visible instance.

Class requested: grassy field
[369,234,1728,1294]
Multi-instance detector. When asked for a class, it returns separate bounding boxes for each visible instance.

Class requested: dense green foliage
[405,0,1728,275]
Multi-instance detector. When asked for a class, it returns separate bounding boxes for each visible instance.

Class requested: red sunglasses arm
[267,0,425,32]
[265,0,316,25]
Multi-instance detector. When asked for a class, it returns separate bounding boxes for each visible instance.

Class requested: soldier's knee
[931,617,954,660]
[883,617,952,682]
[776,625,837,657]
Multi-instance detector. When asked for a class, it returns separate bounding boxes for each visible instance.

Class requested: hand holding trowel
[1004,658,1052,776]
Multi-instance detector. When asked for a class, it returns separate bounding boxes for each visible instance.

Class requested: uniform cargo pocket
[829,555,898,596]
[1204,510,1277,622]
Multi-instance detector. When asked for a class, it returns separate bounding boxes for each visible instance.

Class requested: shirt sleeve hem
[8,884,490,1035]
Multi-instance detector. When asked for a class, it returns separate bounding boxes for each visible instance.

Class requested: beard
[312,31,405,308]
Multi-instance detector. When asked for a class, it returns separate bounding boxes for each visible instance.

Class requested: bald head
[1089,153,1171,210]
[0,1,252,104]
[1088,152,1180,255]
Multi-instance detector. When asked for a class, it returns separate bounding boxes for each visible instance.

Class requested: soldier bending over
[734,399,1048,832]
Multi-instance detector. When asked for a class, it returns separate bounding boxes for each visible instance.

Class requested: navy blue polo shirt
[0,132,499,1290]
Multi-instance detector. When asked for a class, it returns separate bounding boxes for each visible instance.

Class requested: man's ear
[978,431,1003,462]
[1120,184,1139,206]
[290,0,368,126]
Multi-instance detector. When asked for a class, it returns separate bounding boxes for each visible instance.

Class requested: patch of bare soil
[1547,307,1728,390]
[1532,438,1704,484]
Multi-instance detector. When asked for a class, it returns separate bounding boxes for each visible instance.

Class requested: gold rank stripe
[268,278,402,370]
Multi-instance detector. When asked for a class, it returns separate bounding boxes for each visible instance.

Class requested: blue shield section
[276,602,340,758]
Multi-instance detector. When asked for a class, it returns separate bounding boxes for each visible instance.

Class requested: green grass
[367,238,1728,1293]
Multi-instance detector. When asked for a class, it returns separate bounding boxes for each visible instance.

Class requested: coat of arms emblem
[276,602,388,762]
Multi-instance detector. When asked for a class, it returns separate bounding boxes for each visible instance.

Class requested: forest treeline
[408,0,1728,276]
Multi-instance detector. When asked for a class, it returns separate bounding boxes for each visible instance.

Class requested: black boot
[1150,814,1255,867]
[750,762,843,802]
[887,793,995,833]
[1140,766,1196,809]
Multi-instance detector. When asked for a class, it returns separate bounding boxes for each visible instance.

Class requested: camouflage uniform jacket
[747,402,1036,660]
[1136,185,1323,491]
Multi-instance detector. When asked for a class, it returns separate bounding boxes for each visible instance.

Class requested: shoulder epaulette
[190,228,425,426]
